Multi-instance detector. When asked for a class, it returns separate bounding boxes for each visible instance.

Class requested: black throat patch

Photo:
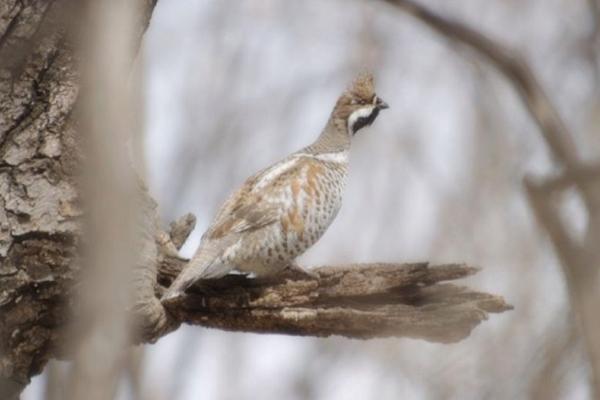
[351,108,380,135]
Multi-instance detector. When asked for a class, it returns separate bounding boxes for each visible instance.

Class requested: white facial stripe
[253,157,300,190]
[347,106,375,135]
[297,151,349,164]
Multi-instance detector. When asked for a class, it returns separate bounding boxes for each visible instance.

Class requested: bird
[163,72,388,301]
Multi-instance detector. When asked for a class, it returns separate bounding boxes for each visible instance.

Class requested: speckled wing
[163,168,287,299]
[203,194,281,240]
[202,169,284,241]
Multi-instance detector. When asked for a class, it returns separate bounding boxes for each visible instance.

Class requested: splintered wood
[160,261,512,343]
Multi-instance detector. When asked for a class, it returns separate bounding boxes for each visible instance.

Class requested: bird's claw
[284,262,319,280]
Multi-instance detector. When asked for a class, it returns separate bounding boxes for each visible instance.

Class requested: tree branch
[157,260,510,344]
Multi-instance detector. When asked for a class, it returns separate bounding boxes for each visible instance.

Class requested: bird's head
[333,72,389,136]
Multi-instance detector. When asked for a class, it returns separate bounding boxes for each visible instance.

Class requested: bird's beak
[376,97,389,110]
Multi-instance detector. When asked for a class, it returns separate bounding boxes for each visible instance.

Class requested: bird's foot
[284,262,319,280]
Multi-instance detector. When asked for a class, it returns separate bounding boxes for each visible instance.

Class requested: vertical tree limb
[65,1,141,399]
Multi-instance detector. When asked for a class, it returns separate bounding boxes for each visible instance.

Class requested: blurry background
[24,0,600,398]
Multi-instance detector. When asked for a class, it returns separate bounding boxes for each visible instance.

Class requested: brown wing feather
[206,198,280,239]
[203,161,294,240]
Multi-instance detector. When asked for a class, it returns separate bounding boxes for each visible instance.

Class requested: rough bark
[160,261,511,343]
[0,1,511,398]
[1,1,81,397]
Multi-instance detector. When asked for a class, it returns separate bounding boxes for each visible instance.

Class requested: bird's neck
[305,116,350,155]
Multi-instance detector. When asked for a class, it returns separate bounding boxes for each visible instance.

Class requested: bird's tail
[161,242,228,302]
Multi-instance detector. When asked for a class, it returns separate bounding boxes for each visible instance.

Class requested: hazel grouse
[164,73,388,300]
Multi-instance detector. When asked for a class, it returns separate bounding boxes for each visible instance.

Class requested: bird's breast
[278,159,347,253]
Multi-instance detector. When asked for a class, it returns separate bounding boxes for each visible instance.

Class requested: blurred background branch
[385,0,578,166]
[385,0,600,396]
[65,1,142,399]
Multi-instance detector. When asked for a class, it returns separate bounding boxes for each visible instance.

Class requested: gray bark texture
[0,1,511,398]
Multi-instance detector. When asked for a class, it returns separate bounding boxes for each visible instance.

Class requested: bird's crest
[347,71,375,101]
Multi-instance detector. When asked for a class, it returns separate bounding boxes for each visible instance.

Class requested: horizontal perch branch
[157,260,512,344]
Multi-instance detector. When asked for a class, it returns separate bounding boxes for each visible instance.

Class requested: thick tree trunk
[0,1,511,398]
[0,1,158,397]
[1,0,81,395]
